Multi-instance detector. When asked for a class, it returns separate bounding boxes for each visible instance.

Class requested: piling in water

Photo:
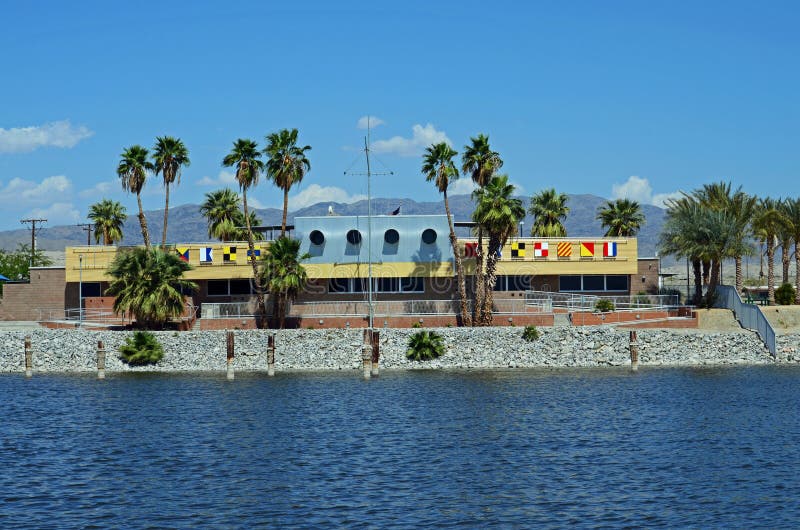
[370,330,380,377]
[267,333,276,377]
[24,335,32,378]
[629,330,639,371]
[362,329,372,379]
[97,340,106,380]
[226,331,235,380]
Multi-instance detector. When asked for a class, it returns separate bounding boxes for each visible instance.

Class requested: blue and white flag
[200,247,213,263]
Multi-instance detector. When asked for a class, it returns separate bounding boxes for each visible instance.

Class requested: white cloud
[611,176,680,207]
[78,180,114,199]
[288,184,367,210]
[449,178,477,195]
[0,120,93,153]
[26,202,81,225]
[372,123,451,157]
[357,115,385,129]
[197,170,238,187]
[0,175,73,206]
[247,197,265,209]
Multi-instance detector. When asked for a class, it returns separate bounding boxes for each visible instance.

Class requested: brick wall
[0,267,66,321]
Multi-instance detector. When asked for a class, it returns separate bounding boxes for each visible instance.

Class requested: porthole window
[384,229,399,244]
[346,229,362,245]
[421,228,437,244]
[309,230,325,245]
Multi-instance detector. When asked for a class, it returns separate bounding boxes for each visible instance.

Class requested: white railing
[525,291,679,311]
[38,304,197,324]
[290,298,543,317]
[202,301,272,319]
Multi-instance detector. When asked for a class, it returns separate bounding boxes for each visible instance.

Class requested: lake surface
[1,367,799,528]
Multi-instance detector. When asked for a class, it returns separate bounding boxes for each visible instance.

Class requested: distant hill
[0,194,665,257]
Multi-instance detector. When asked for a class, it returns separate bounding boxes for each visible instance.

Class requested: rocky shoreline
[1,327,798,373]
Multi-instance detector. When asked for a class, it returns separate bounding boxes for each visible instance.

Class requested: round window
[421,228,437,244]
[384,229,399,244]
[346,229,362,245]
[309,230,325,245]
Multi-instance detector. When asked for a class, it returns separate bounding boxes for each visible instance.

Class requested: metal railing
[38,304,198,325]
[202,301,271,319]
[525,290,679,311]
[290,298,543,317]
[714,285,776,357]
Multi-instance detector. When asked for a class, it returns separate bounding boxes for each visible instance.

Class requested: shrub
[119,331,164,366]
[522,325,540,342]
[633,291,652,305]
[594,299,615,312]
[411,322,422,329]
[407,331,445,361]
[775,283,796,305]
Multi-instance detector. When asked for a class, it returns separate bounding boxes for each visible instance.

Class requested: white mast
[365,119,374,330]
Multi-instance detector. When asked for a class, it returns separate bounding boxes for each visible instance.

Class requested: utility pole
[78,223,94,245]
[20,218,47,268]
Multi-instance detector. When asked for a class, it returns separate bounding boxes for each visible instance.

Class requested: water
[1,367,799,528]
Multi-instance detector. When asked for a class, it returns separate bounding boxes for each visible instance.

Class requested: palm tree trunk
[782,242,790,284]
[735,255,743,294]
[281,187,289,237]
[243,189,267,327]
[702,259,711,285]
[104,227,110,246]
[692,258,702,304]
[137,193,151,250]
[795,241,800,304]
[279,294,286,329]
[706,259,720,306]
[443,190,470,326]
[482,235,500,326]
[473,228,485,326]
[162,183,170,249]
[767,243,776,304]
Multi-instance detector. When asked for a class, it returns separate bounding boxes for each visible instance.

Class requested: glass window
[493,277,506,291]
[230,280,252,295]
[328,278,349,293]
[509,275,531,291]
[401,277,424,293]
[559,276,581,291]
[81,282,102,298]
[207,280,229,296]
[352,278,367,293]
[583,275,605,291]
[377,277,398,292]
[606,275,629,291]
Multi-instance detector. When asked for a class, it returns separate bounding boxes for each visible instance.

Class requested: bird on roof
[327,205,335,216]
[390,206,401,215]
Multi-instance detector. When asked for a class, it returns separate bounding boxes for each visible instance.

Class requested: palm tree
[461,134,503,326]
[264,128,311,236]
[597,198,645,237]
[261,236,310,329]
[423,142,470,326]
[222,139,267,325]
[472,175,525,325]
[200,188,242,241]
[529,188,569,237]
[88,199,127,245]
[117,145,154,249]
[152,136,190,248]
[778,199,793,285]
[660,195,703,304]
[106,247,197,329]
[782,197,800,303]
[751,198,789,304]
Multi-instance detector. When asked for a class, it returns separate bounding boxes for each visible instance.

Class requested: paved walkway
[0,321,42,331]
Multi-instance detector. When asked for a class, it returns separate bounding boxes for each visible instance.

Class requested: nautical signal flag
[557,242,572,257]
[200,247,213,263]
[580,242,595,257]
[534,242,548,258]
[603,242,618,257]
[464,242,478,258]
[247,247,262,258]
[176,247,190,262]
[223,246,237,262]
[511,242,526,258]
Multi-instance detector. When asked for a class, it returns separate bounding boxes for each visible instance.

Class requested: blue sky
[0,0,798,230]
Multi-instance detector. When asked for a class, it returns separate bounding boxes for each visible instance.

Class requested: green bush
[119,331,164,366]
[407,331,445,361]
[522,325,540,342]
[775,283,796,305]
[411,322,422,329]
[594,299,615,312]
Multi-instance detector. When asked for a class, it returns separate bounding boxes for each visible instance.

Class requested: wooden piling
[267,333,276,377]
[362,329,372,379]
[370,330,380,377]
[226,331,235,380]
[97,340,106,380]
[629,330,639,371]
[24,335,32,378]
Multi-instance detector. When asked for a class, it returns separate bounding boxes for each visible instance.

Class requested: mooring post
[24,335,32,378]
[362,328,372,379]
[267,333,276,377]
[226,331,235,380]
[371,329,380,377]
[97,340,106,380]
[629,330,639,372]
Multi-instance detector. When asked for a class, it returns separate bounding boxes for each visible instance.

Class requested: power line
[20,218,47,268]
[78,223,94,245]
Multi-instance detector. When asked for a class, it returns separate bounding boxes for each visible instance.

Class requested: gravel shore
[1,327,797,373]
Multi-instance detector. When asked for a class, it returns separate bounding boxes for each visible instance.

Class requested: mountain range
[0,194,666,258]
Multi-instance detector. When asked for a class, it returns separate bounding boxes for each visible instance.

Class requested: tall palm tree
[264,128,311,236]
[261,236,310,329]
[222,139,267,325]
[200,188,242,241]
[106,247,197,329]
[117,145,154,249]
[529,188,569,237]
[472,175,525,325]
[461,134,503,326]
[88,199,127,245]
[777,199,793,285]
[423,142,470,326]
[782,197,800,303]
[660,195,703,304]
[152,136,190,248]
[751,198,789,304]
[596,198,645,237]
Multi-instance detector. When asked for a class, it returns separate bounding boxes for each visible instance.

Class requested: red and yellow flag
[580,242,595,257]
[557,242,572,257]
